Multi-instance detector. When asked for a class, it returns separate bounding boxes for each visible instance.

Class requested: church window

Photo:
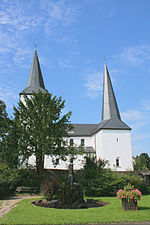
[81,139,85,146]
[116,158,120,167]
[58,141,61,147]
[70,139,74,146]
[56,158,59,164]
[70,158,73,163]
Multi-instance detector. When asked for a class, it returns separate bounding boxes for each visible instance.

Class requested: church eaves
[20,49,46,95]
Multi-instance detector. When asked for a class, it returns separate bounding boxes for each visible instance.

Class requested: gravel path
[0,194,41,218]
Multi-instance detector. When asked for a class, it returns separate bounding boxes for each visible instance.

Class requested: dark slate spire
[20,48,46,94]
[94,64,131,131]
[101,64,121,121]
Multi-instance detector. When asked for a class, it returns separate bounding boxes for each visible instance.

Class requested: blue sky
[0,0,150,157]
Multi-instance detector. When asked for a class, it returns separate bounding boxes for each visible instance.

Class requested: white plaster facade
[28,130,133,171]
[95,129,133,171]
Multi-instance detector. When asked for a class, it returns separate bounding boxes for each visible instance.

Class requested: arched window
[70,139,74,146]
[81,139,85,146]
[58,141,61,147]
[116,158,120,167]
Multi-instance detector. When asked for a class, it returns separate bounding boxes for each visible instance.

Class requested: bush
[76,156,150,197]
[0,164,42,199]
[41,176,60,200]
[16,169,41,188]
[0,163,18,199]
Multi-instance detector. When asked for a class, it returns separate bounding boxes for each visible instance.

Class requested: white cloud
[58,58,72,68]
[141,99,150,111]
[41,0,78,27]
[121,110,143,121]
[132,134,150,141]
[13,48,32,68]
[84,71,103,98]
[0,2,43,33]
[118,44,150,66]
[0,84,18,110]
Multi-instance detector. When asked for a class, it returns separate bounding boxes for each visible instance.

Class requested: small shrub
[41,177,60,200]
[0,163,18,199]
[116,184,142,201]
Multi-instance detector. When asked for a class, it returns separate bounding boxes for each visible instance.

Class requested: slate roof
[102,64,121,121]
[69,120,130,137]
[94,119,131,132]
[69,124,98,136]
[68,64,131,137]
[20,49,46,95]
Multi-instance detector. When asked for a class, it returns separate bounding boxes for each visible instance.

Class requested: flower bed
[116,184,142,211]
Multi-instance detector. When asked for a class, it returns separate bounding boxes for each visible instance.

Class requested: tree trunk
[36,154,44,177]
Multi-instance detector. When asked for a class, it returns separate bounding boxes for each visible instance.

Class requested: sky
[0,0,150,157]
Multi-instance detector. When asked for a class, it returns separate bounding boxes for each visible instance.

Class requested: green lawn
[0,201,3,209]
[0,195,150,224]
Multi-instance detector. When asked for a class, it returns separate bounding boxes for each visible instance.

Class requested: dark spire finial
[104,56,106,65]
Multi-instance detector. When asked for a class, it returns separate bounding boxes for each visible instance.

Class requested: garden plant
[116,184,142,210]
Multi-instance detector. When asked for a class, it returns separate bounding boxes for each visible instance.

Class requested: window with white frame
[81,139,85,146]
[70,139,74,146]
[116,157,120,167]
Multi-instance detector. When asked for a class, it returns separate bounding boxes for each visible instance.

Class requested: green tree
[0,100,10,161]
[14,91,72,176]
[134,153,150,171]
[2,119,20,168]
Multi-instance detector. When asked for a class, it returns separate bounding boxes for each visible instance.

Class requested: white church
[20,49,133,171]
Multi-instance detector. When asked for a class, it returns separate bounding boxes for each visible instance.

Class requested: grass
[0,195,150,224]
[0,201,3,209]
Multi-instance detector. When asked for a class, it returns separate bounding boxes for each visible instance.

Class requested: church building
[20,49,133,171]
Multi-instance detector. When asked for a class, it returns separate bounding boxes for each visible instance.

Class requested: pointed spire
[101,64,121,121]
[20,48,46,94]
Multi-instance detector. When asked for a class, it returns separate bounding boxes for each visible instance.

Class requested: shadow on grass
[138,206,150,210]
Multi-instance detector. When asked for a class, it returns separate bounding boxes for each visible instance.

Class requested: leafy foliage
[0,100,11,162]
[42,176,60,200]
[0,163,18,199]
[14,91,72,175]
[134,153,150,171]
[76,156,150,197]
[1,119,20,168]
[0,100,10,138]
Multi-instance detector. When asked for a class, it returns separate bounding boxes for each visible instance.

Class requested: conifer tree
[14,91,72,176]
[0,100,10,161]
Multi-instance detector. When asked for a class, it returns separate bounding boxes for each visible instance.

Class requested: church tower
[95,64,133,171]
[20,48,46,103]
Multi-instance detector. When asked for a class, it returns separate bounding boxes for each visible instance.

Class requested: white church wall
[28,154,86,170]
[66,136,95,148]
[95,129,133,171]
[20,95,32,105]
[27,135,95,170]
[95,132,103,160]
